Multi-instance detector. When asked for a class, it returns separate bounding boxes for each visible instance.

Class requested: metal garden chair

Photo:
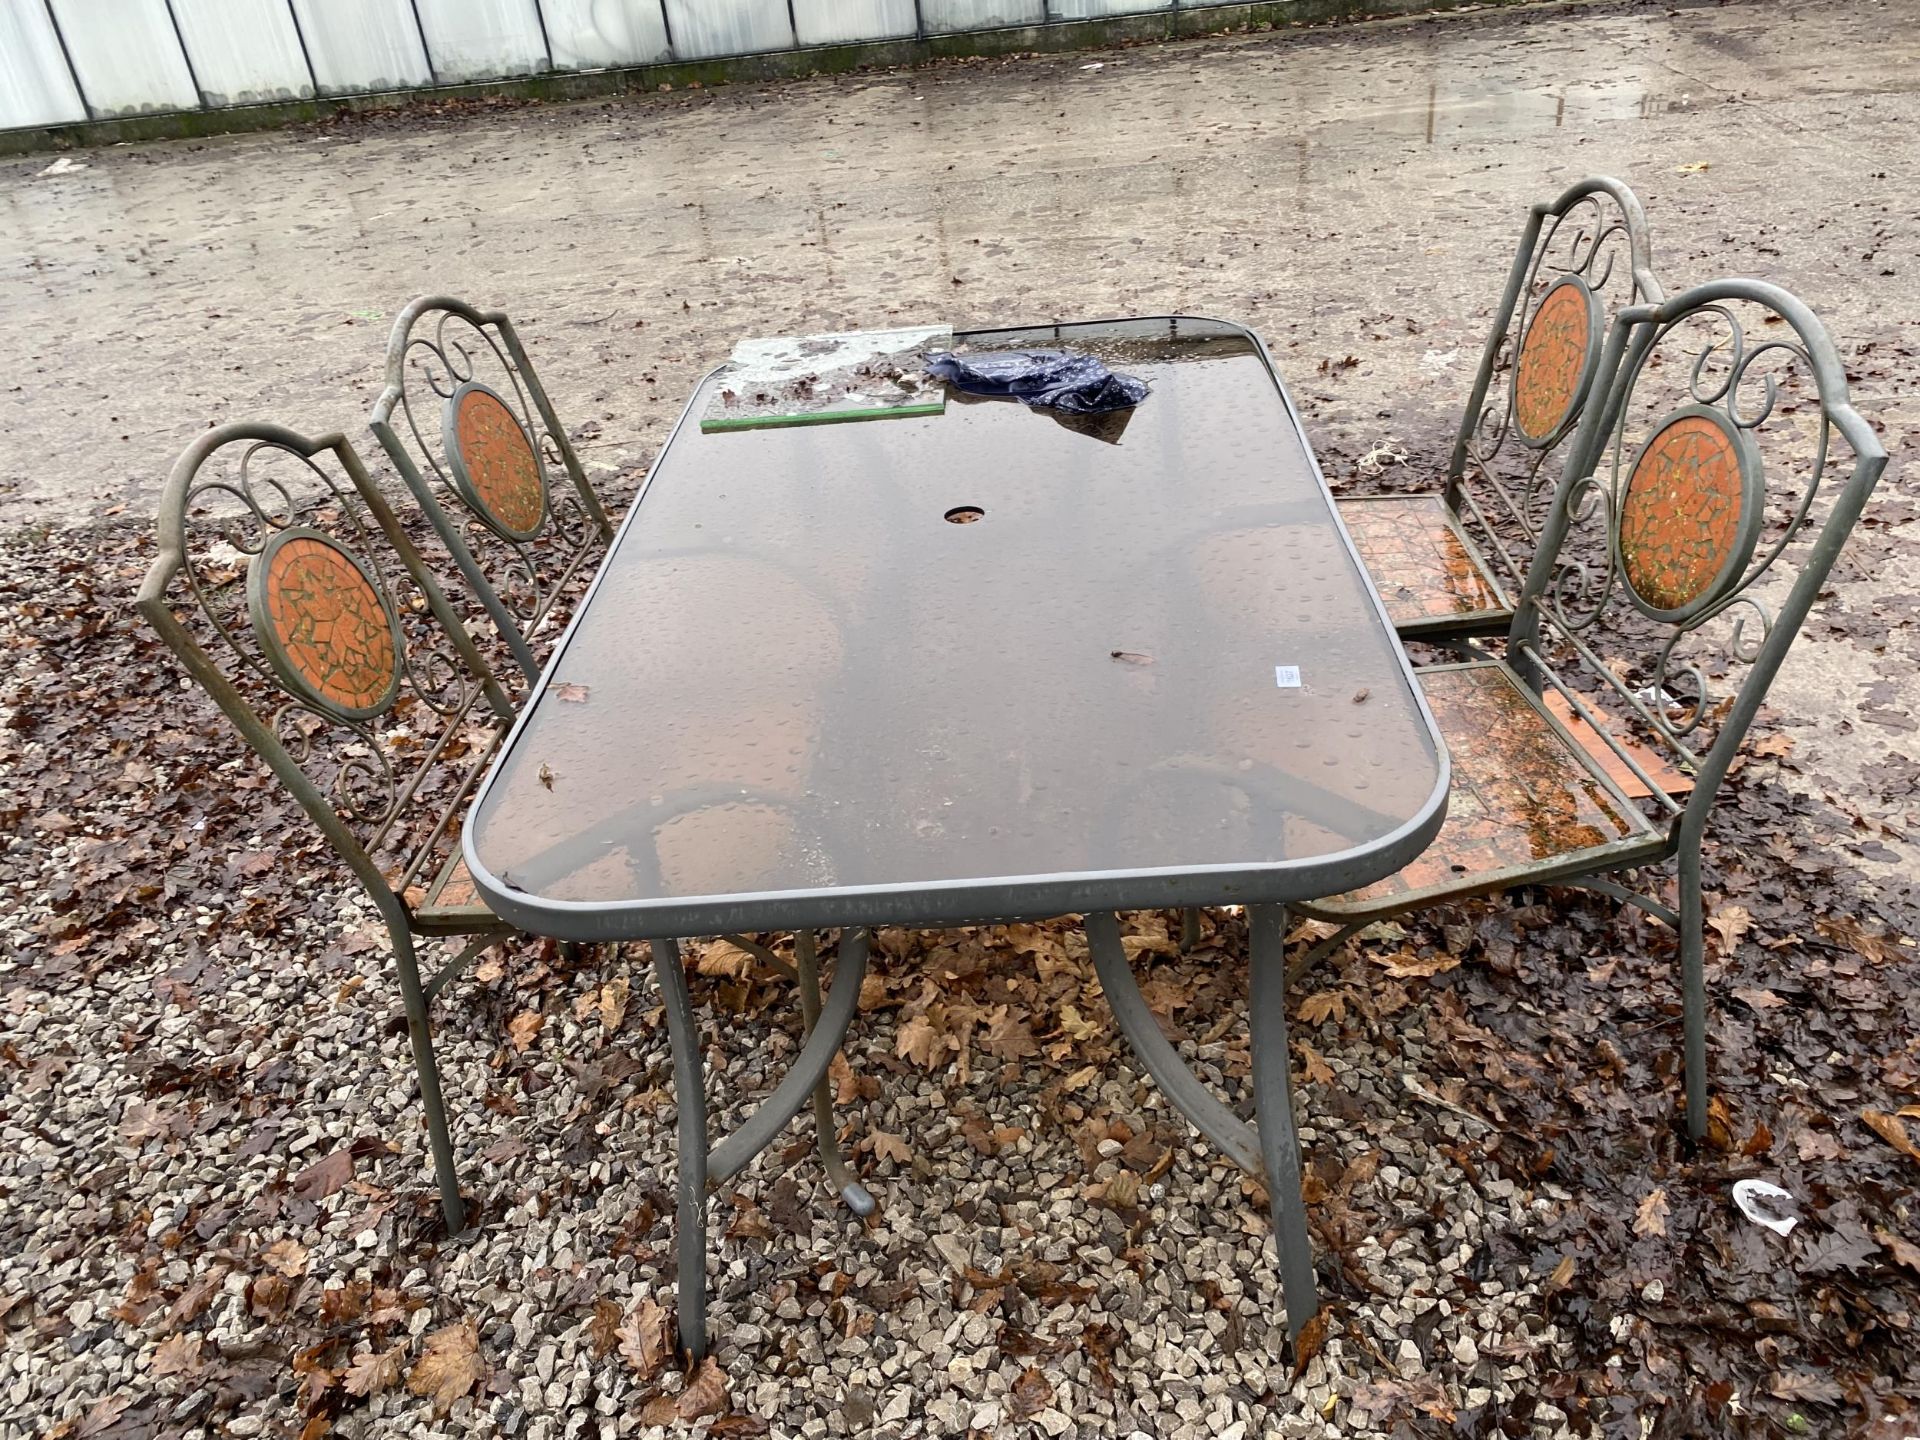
[1338,176,1664,641]
[372,306,879,1222]
[136,422,526,1234]
[1101,278,1884,1339]
[1290,276,1887,1275]
[369,295,615,685]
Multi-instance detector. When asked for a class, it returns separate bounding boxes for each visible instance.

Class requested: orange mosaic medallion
[248,528,401,719]
[1512,276,1601,446]
[445,382,547,540]
[1618,405,1760,618]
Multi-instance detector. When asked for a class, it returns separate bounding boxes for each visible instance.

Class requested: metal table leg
[1084,909,1320,1338]
[1247,903,1320,1337]
[1084,911,1262,1176]
[650,935,710,1359]
[649,929,874,1360]
[795,931,877,1216]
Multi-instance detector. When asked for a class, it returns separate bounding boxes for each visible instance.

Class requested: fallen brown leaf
[408,1320,485,1414]
[261,1238,309,1279]
[587,1298,622,1358]
[1299,1042,1335,1087]
[1368,948,1459,979]
[292,1146,354,1203]
[341,1346,404,1398]
[1863,1109,1920,1163]
[1008,1365,1056,1420]
[149,1332,202,1378]
[1634,1187,1670,1238]
[870,1131,912,1165]
[507,1010,543,1052]
[618,1298,672,1380]
[599,977,630,1033]
[678,1355,730,1421]
[1875,1227,1920,1274]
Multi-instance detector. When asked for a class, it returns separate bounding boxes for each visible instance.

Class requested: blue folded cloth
[925,348,1149,415]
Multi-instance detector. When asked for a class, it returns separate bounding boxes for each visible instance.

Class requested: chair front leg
[1679,845,1708,1140]
[1247,904,1320,1340]
[390,922,467,1235]
[650,936,712,1361]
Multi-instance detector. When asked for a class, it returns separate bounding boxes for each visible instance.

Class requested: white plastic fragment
[37,157,88,177]
[1732,1178,1799,1236]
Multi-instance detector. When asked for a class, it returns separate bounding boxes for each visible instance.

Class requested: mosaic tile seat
[1310,662,1665,913]
[1337,494,1511,636]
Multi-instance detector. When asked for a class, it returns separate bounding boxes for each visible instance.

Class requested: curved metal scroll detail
[1535,295,1839,755]
[150,429,512,876]
[1457,181,1661,564]
[372,298,613,682]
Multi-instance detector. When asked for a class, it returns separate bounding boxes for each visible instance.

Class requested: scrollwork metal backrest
[369,296,614,684]
[1448,177,1665,587]
[1514,279,1887,819]
[136,424,519,907]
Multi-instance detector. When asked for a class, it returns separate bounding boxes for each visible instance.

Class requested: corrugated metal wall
[0,0,1215,131]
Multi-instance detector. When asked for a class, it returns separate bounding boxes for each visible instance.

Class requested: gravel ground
[5,2,1920,1436]
[4,502,1915,1440]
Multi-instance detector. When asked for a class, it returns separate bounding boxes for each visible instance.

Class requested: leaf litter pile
[3,501,1919,1440]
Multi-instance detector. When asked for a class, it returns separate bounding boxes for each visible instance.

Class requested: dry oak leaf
[341,1346,405,1398]
[408,1319,486,1413]
[291,1146,354,1203]
[1634,1187,1670,1238]
[1863,1109,1920,1163]
[261,1238,310,1279]
[1369,948,1459,979]
[1708,904,1753,952]
[677,1356,731,1421]
[599,977,630,1033]
[1732,987,1786,1011]
[982,1006,1039,1061]
[1876,1227,1920,1274]
[1298,990,1348,1026]
[1298,1042,1336,1087]
[870,1131,913,1165]
[149,1332,203,1378]
[617,1298,672,1381]
[587,1298,623,1358]
[1008,1365,1057,1420]
[507,1010,544,1052]
[895,1013,944,1068]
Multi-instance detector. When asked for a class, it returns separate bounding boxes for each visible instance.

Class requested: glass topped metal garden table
[463,316,1449,1355]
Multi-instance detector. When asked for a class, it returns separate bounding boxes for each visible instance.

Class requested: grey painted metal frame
[1306,276,1888,1144]
[463,314,1449,1355]
[370,294,614,683]
[136,422,525,1236]
[1343,175,1665,642]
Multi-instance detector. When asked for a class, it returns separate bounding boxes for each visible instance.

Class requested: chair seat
[410,850,503,933]
[1305,662,1666,918]
[1338,494,1513,638]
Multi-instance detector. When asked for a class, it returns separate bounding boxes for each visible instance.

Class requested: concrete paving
[1,0,1914,861]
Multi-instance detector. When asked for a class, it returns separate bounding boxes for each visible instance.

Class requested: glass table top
[465,317,1446,936]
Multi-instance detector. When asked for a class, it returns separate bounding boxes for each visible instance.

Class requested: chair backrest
[1448,177,1664,588]
[136,423,518,925]
[369,296,614,684]
[1511,278,1887,841]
